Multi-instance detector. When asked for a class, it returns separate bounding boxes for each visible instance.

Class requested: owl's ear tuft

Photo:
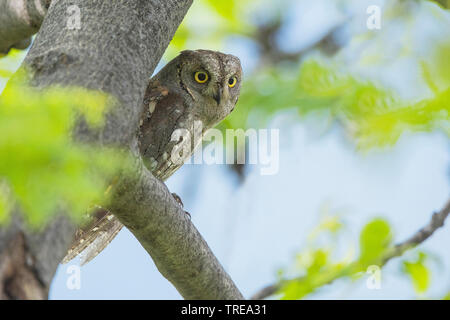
[179,50,195,57]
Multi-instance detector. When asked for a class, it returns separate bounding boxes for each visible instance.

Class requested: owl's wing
[139,81,191,181]
[62,80,190,265]
[61,82,168,266]
[62,208,123,265]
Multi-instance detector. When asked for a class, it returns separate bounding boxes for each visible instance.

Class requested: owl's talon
[171,192,184,208]
[171,193,190,218]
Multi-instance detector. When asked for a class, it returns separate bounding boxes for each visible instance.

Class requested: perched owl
[63,50,243,265]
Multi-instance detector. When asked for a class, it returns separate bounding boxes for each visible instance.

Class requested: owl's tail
[62,207,123,266]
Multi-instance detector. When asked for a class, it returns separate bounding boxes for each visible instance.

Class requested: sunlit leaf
[402,252,431,294]
[0,78,129,228]
[359,218,392,266]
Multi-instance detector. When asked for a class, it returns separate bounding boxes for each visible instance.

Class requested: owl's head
[156,49,243,127]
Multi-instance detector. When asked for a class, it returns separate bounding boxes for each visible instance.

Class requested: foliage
[169,0,448,299]
[0,68,128,228]
[169,0,450,150]
[430,0,450,9]
[219,57,450,149]
[402,252,431,295]
[276,213,437,299]
[165,0,255,58]
[277,213,353,300]
[358,218,392,265]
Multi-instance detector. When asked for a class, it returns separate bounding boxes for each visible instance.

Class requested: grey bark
[110,142,244,299]
[0,0,243,300]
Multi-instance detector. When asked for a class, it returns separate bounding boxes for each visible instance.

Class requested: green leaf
[402,252,430,294]
[0,78,130,228]
[205,0,236,22]
[358,218,392,266]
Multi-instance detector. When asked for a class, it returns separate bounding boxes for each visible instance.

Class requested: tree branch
[0,0,49,54]
[109,142,244,299]
[0,0,243,300]
[251,197,450,299]
[383,198,450,262]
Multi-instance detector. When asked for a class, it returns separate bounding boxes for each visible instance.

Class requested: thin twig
[251,198,450,300]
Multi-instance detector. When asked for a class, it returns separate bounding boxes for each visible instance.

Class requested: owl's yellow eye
[194,71,208,83]
[228,76,237,88]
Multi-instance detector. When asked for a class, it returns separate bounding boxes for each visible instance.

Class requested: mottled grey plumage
[139,49,242,180]
[63,50,242,265]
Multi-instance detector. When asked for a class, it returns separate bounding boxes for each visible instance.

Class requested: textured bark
[110,142,244,299]
[0,233,46,299]
[0,212,73,299]
[0,0,243,299]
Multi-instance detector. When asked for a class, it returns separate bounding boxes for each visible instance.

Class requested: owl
[63,50,243,265]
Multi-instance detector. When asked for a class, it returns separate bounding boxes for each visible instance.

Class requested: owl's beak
[213,85,228,105]
[213,90,223,105]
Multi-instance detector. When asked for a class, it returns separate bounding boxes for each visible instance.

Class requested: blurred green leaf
[205,0,236,23]
[280,248,348,300]
[277,213,354,299]
[429,0,450,9]
[359,218,392,266]
[0,78,129,228]
[402,252,431,295]
[0,48,26,78]
[424,42,450,92]
[227,58,449,149]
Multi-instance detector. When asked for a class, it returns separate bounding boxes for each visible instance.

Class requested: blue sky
[49,119,450,299]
